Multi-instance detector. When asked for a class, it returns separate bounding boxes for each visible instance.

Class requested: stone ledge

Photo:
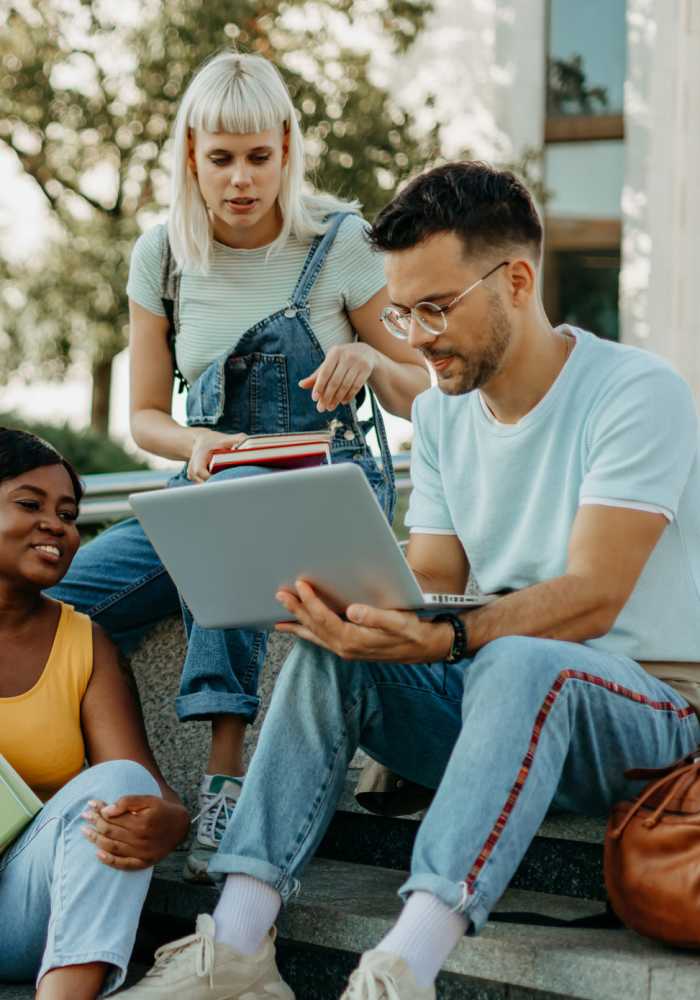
[129,618,296,815]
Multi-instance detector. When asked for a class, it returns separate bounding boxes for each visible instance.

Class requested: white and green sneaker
[184,774,243,884]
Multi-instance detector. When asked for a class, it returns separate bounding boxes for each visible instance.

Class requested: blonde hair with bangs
[168,51,360,273]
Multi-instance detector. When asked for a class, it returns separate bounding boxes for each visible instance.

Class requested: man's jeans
[209,635,700,932]
[0,761,159,994]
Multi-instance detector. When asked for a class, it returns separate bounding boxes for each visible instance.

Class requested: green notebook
[0,753,43,853]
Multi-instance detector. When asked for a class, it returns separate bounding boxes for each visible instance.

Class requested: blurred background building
[1,0,698,465]
[398,0,699,394]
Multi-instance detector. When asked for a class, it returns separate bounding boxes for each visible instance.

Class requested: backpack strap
[159,227,189,394]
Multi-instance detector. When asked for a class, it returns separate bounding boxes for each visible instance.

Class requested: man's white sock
[376,891,468,988]
[213,874,282,955]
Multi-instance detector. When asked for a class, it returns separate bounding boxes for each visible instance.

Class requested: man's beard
[426,295,512,396]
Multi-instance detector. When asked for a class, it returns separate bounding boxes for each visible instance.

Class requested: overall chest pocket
[223,353,291,436]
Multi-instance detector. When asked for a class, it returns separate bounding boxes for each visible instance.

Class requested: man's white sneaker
[339,950,436,1000]
[184,774,242,884]
[118,913,294,999]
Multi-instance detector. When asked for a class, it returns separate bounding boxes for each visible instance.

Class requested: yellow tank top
[0,602,93,801]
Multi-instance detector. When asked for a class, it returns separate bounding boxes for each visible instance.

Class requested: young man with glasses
[122,162,700,1000]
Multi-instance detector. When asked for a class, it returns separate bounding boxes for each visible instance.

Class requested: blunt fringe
[0,427,83,504]
[168,50,360,273]
[368,161,543,262]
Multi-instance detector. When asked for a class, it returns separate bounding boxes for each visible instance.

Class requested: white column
[621,0,700,397]
[493,0,547,160]
[392,0,546,163]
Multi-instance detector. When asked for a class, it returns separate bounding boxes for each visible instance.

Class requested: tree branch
[3,134,115,216]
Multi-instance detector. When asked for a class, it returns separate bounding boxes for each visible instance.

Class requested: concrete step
[139,853,700,1000]
[319,771,608,901]
[4,853,696,1000]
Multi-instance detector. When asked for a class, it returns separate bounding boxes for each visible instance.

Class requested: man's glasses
[381,260,510,340]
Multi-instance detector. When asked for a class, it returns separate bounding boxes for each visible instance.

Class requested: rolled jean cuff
[38,949,127,997]
[207,853,299,903]
[398,873,490,935]
[175,691,260,723]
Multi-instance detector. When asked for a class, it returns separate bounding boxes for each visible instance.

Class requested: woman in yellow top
[0,428,190,1000]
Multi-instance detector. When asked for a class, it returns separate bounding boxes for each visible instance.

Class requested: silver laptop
[129,463,493,629]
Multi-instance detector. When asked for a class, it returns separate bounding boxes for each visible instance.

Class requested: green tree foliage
[0,410,149,473]
[547,54,608,116]
[0,0,435,430]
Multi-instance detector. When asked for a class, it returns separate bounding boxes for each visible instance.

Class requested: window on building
[547,0,626,136]
[545,249,621,342]
[543,0,626,340]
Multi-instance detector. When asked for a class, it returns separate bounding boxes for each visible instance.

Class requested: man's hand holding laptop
[275,579,457,664]
[275,530,472,663]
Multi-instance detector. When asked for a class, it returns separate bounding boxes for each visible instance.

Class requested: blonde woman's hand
[299,343,378,413]
[187,428,247,483]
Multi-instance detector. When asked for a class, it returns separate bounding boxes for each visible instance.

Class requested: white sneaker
[339,950,435,1000]
[118,913,294,999]
[184,774,242,884]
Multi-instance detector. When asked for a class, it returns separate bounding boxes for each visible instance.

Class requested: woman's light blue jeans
[208,635,700,933]
[0,760,160,995]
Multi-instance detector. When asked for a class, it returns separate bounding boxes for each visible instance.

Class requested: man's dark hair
[0,427,84,504]
[368,161,543,262]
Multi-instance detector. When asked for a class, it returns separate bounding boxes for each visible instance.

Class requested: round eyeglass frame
[380,260,510,340]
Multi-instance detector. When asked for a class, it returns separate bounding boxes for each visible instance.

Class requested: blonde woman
[51,51,428,883]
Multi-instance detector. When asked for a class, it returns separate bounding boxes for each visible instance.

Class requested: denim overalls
[51,212,396,723]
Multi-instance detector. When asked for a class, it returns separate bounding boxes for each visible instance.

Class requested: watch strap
[434,612,468,664]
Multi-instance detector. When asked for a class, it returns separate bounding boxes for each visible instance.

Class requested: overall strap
[159,226,189,393]
[367,384,395,486]
[288,212,394,482]
[289,212,352,309]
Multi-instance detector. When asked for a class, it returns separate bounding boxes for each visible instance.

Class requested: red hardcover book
[208,431,332,474]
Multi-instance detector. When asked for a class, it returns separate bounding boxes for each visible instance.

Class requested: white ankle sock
[376,891,468,988]
[213,874,282,955]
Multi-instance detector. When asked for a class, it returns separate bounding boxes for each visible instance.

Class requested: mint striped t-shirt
[126,214,386,386]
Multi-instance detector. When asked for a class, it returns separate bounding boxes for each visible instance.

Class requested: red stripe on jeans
[465,669,695,892]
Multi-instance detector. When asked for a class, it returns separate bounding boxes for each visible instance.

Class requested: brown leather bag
[605,748,700,947]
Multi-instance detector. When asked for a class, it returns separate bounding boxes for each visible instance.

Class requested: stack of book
[1,753,42,853]
[208,430,332,474]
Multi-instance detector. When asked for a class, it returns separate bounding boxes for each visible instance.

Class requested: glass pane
[548,0,626,116]
[545,141,624,219]
[553,249,620,341]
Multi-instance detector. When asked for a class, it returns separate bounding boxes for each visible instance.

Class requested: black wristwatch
[434,612,468,664]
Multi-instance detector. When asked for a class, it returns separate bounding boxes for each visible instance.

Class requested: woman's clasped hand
[81,795,190,870]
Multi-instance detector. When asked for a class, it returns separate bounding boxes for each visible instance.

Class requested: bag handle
[608,761,700,840]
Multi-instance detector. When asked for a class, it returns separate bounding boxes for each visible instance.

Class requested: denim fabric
[49,516,180,656]
[50,212,396,722]
[209,635,700,931]
[0,760,159,995]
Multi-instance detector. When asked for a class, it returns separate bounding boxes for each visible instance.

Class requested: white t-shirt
[126,215,385,386]
[406,326,700,663]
